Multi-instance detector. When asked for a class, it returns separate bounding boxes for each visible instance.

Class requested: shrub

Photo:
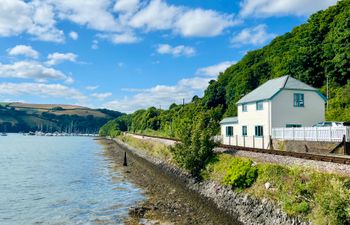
[223,158,258,189]
[170,114,217,175]
[313,178,350,225]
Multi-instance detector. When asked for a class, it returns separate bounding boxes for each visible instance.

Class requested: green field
[0,102,123,133]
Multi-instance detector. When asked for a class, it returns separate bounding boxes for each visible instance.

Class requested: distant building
[220,75,326,147]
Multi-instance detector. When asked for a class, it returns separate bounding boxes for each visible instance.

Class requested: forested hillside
[100,0,350,138]
[0,103,123,133]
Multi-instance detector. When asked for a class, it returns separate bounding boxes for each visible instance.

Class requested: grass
[134,129,175,139]
[201,153,350,225]
[118,134,173,163]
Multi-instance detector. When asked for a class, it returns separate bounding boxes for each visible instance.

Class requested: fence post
[262,136,264,149]
[343,135,347,155]
[329,127,332,142]
[269,135,273,150]
[236,135,238,146]
[303,127,305,141]
[243,135,246,147]
[229,136,231,146]
[316,127,318,141]
[253,136,255,148]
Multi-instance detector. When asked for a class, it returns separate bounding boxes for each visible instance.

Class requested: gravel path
[216,147,350,176]
[126,133,177,146]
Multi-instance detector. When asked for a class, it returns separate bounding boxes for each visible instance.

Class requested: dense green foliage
[0,104,123,133]
[201,153,350,225]
[169,113,218,175]
[223,158,258,189]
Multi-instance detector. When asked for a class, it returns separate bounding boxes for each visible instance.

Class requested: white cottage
[220,75,326,148]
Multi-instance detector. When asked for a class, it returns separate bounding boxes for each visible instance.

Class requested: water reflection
[0,134,144,225]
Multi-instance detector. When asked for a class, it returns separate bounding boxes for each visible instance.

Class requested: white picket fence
[272,127,350,142]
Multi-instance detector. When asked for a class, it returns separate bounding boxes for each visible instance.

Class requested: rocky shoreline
[106,137,309,225]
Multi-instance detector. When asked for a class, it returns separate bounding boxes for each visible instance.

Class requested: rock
[265,182,271,190]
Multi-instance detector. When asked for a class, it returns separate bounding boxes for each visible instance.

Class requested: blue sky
[0,0,338,112]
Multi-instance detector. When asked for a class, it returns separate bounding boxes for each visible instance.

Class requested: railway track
[220,144,350,165]
[125,132,350,165]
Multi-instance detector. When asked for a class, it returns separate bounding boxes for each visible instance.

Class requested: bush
[170,113,217,175]
[313,178,350,225]
[223,158,258,189]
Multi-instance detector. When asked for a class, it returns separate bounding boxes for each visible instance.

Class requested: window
[256,101,263,110]
[242,126,247,136]
[255,126,263,137]
[242,104,247,112]
[226,126,233,137]
[286,124,302,128]
[294,93,304,107]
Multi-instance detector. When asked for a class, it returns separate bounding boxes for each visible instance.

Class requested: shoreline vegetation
[114,134,350,225]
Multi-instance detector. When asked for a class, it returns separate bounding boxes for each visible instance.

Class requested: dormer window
[256,101,263,110]
[294,93,304,107]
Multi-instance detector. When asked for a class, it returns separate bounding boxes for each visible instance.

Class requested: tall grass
[118,135,173,163]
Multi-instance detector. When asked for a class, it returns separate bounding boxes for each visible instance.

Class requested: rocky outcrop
[113,138,309,225]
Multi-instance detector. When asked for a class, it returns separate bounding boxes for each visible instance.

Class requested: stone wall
[272,139,345,154]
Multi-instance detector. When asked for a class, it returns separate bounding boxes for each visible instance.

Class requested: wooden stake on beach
[123,152,128,166]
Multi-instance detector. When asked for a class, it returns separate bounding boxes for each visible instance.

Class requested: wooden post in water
[123,152,128,166]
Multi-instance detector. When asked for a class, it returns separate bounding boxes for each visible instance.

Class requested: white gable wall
[237,101,271,137]
[271,90,325,128]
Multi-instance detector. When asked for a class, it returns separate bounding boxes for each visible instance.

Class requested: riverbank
[100,138,240,225]
[103,137,312,225]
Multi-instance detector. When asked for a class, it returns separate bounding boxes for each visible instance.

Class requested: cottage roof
[220,117,238,124]
[237,75,326,104]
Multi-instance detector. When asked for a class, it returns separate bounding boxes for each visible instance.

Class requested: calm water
[0,134,144,225]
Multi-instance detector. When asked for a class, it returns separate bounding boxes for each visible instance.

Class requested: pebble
[265,182,271,190]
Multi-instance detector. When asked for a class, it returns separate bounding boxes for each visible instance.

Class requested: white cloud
[128,0,237,37]
[0,82,86,101]
[113,0,140,13]
[129,0,180,31]
[51,0,120,32]
[0,61,73,83]
[91,92,112,100]
[7,45,39,59]
[104,76,211,113]
[91,40,99,50]
[46,52,78,65]
[196,61,236,76]
[0,0,238,44]
[98,32,140,44]
[86,85,99,91]
[175,9,238,37]
[0,0,64,42]
[239,0,339,17]
[69,31,79,40]
[156,44,195,57]
[231,24,276,46]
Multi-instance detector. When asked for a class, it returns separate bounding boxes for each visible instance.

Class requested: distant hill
[0,102,124,133]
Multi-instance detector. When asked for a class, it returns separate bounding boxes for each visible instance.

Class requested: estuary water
[0,134,144,225]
